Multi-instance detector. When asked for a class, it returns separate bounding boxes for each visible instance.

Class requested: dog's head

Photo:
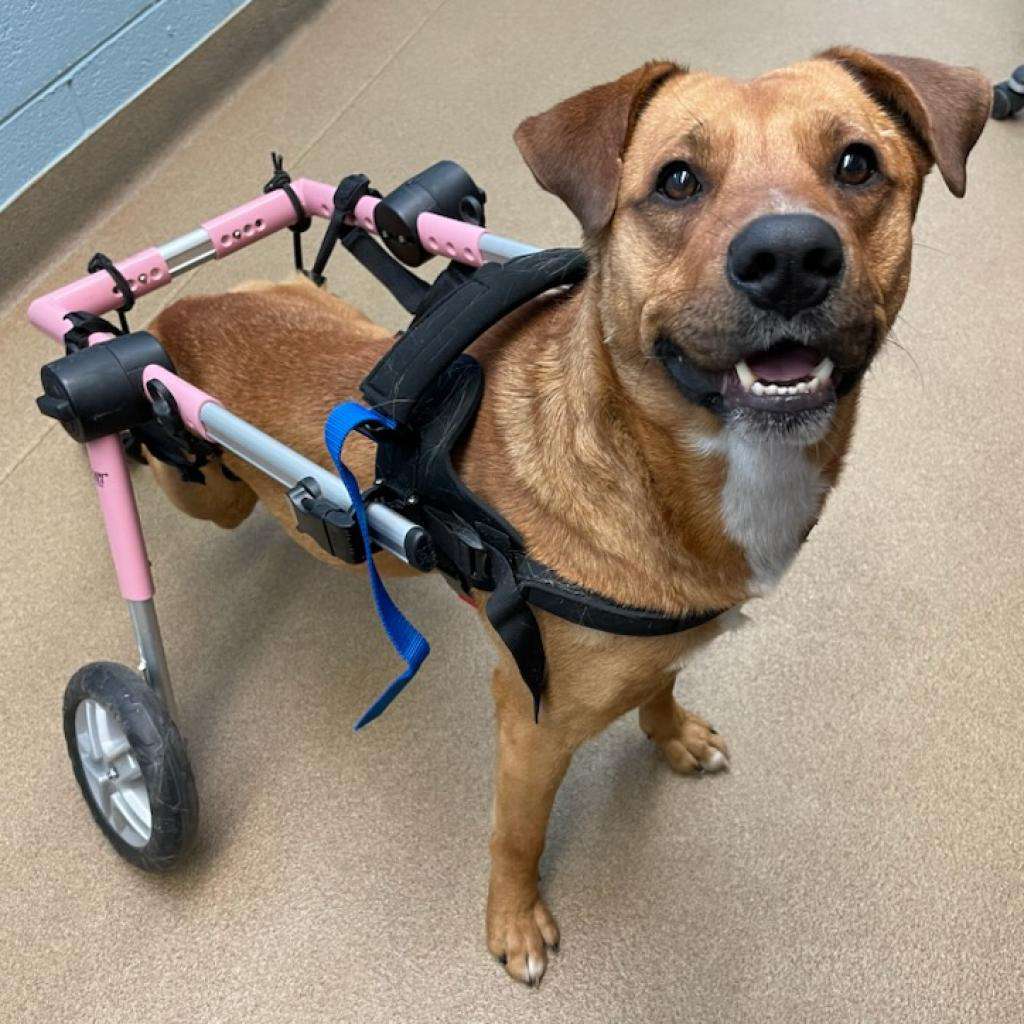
[515,49,990,445]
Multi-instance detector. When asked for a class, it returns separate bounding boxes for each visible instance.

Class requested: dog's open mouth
[725,340,836,413]
[654,335,845,420]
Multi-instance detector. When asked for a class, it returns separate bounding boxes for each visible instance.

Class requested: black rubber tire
[992,83,1012,120]
[63,661,199,871]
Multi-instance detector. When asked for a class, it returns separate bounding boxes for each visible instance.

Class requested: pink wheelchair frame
[29,177,537,732]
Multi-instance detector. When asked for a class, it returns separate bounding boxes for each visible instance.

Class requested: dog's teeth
[807,376,820,393]
[765,384,780,396]
[794,381,809,395]
[735,359,756,390]
[751,381,766,396]
[813,357,834,385]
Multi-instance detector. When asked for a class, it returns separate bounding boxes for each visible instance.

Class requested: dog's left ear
[514,61,682,235]
[819,47,992,197]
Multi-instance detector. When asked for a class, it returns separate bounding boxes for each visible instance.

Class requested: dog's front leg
[486,663,576,986]
[639,674,730,774]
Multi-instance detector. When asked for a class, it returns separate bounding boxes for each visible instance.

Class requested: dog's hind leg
[145,450,258,529]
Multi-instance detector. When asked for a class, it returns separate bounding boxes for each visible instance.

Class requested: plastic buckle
[287,476,368,564]
[419,505,490,589]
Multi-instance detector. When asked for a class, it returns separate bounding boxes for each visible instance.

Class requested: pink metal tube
[201,189,300,258]
[29,179,492,342]
[86,434,154,601]
[28,247,170,341]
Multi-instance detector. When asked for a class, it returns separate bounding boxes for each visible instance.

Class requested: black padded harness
[346,242,726,717]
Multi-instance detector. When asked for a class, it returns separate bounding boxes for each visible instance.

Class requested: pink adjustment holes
[254,218,264,231]
[220,234,231,246]
[445,242,456,257]
[463,247,475,261]
[320,204,330,215]
[427,236,439,251]
[137,273,148,285]
[243,223,253,236]
[150,268,162,279]
[232,229,242,240]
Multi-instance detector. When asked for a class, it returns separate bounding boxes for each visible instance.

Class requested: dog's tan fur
[146,49,989,984]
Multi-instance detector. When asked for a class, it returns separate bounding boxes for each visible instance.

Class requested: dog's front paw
[642,702,730,775]
[487,892,559,986]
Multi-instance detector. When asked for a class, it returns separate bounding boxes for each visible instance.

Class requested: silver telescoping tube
[157,227,218,277]
[199,402,426,567]
[478,234,540,263]
[128,598,180,722]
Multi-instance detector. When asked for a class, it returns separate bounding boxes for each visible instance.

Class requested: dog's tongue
[747,344,820,383]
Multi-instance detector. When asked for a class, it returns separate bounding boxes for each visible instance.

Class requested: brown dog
[146,48,990,984]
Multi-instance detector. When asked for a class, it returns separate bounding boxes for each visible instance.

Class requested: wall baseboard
[1,0,327,311]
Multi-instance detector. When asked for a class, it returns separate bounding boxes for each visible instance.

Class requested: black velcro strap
[308,173,382,286]
[484,545,546,721]
[514,554,724,636]
[361,248,588,425]
[127,421,210,484]
[264,152,312,274]
[87,252,134,334]
[341,227,430,313]
[63,310,124,352]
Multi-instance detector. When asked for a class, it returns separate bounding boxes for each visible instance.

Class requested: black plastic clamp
[287,476,368,564]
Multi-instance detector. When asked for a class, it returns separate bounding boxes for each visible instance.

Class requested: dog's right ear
[514,61,682,236]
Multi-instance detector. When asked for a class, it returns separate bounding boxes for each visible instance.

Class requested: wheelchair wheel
[63,661,198,871]
[993,83,1013,120]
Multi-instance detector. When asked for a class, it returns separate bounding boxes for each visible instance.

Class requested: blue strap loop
[324,402,430,730]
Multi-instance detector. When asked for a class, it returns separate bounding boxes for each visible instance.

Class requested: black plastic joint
[36,331,175,442]
[373,160,486,267]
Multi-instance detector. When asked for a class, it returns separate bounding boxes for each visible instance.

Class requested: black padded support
[360,248,588,424]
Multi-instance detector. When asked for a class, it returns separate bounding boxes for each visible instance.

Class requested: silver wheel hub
[75,699,152,848]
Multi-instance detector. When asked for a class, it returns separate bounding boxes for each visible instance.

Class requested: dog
[145,48,990,984]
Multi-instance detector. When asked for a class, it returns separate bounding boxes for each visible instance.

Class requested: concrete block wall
[0,0,250,211]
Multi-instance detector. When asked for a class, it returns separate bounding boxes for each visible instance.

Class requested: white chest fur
[695,431,827,595]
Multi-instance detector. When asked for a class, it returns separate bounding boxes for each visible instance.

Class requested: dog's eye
[835,144,878,186]
[656,161,702,201]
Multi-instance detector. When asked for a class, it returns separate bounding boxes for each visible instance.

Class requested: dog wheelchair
[30,158,724,871]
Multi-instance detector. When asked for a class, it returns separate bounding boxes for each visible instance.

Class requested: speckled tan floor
[2,2,1022,1022]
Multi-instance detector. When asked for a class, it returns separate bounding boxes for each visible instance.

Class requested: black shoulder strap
[360,248,588,424]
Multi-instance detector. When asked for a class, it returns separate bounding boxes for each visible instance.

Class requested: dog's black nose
[727,214,844,318]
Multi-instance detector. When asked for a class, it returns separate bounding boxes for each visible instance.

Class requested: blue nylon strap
[324,402,430,730]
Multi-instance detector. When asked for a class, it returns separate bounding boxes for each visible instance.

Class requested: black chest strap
[367,345,726,720]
